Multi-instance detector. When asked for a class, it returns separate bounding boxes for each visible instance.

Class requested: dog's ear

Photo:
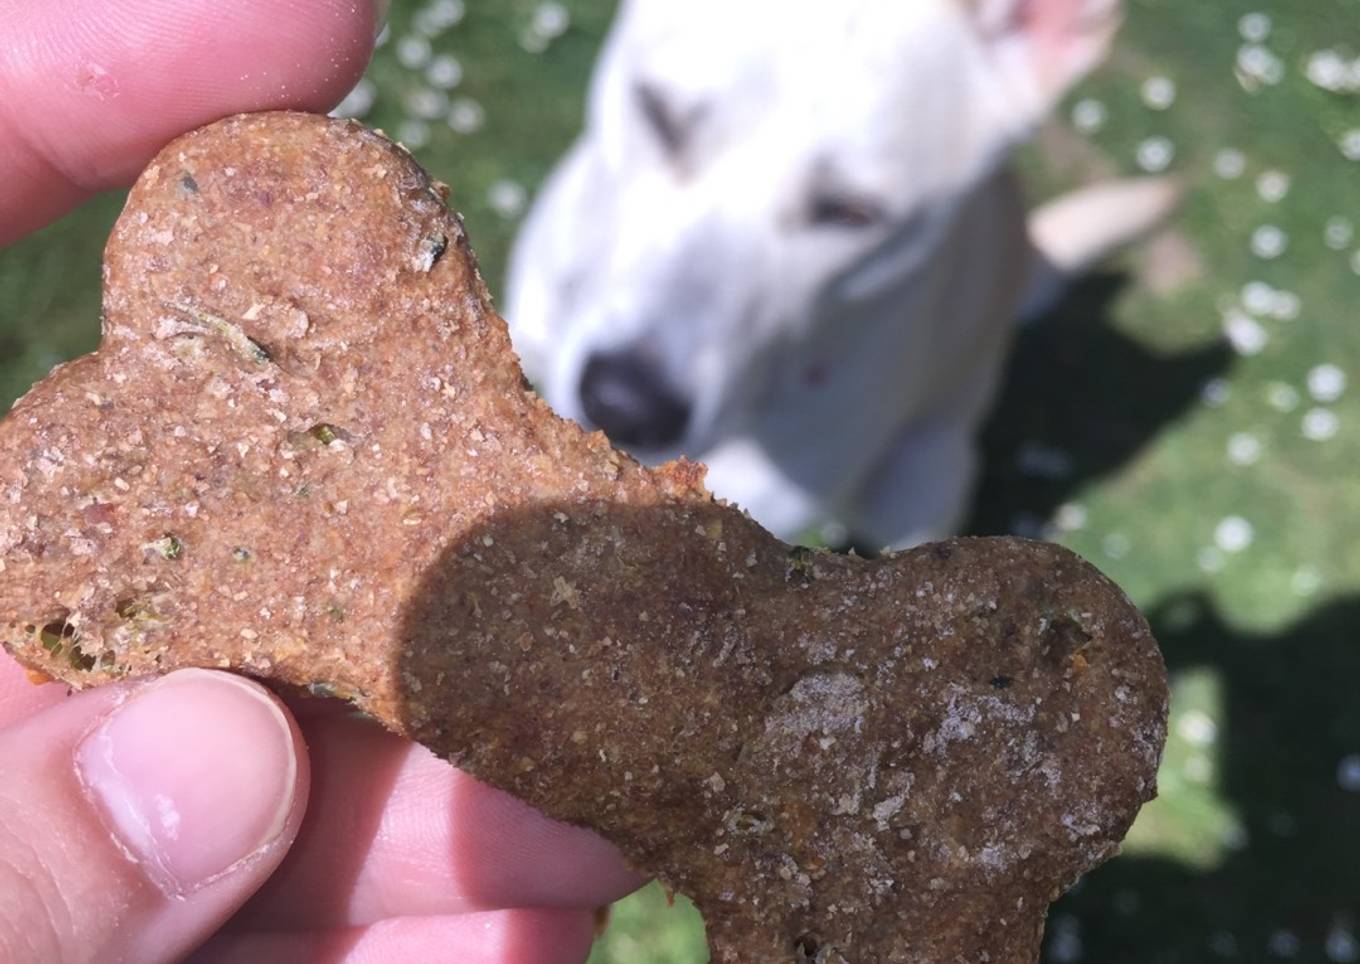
[963,0,1121,107]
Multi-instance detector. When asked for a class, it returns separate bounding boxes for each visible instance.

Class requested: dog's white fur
[507,0,1173,547]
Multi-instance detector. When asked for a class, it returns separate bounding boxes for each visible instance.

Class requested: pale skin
[0,2,642,961]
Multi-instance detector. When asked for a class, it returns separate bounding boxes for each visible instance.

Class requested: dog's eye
[808,193,886,229]
[635,82,690,155]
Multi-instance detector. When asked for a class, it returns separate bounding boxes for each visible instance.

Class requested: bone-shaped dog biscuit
[0,113,1167,963]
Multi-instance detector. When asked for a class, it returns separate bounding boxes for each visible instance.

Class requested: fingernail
[372,0,392,39]
[75,670,298,896]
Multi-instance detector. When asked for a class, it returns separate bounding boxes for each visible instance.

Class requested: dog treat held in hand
[0,113,1167,963]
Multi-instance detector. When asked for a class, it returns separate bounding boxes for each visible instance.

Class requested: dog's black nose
[579,351,691,449]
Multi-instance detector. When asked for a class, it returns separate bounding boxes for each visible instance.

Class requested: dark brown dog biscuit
[0,112,1167,963]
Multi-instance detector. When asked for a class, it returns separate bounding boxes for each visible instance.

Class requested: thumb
[0,669,309,964]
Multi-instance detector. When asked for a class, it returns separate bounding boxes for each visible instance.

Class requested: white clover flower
[1214,148,1247,179]
[396,35,433,70]
[1250,225,1287,260]
[1141,76,1177,110]
[1308,364,1347,403]
[488,179,528,218]
[1266,382,1300,412]
[395,118,431,151]
[1136,136,1175,173]
[426,54,464,90]
[447,98,486,134]
[1223,310,1268,355]
[1071,98,1106,133]
[1238,12,1272,42]
[1226,432,1262,466]
[1256,169,1290,203]
[1301,408,1339,441]
[1214,516,1254,553]
[1324,217,1354,250]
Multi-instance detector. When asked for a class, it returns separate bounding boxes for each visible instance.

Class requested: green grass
[2,0,1358,960]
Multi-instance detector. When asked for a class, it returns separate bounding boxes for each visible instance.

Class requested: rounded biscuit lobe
[0,112,1167,963]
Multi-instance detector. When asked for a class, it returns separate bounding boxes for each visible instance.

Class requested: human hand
[2,0,377,244]
[0,658,642,963]
[0,3,644,961]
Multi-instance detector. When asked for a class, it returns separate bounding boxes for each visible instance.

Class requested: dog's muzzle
[579,350,691,450]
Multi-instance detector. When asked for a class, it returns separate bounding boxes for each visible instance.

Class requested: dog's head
[507,0,1121,457]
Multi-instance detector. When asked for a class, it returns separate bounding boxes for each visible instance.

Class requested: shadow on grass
[592,261,1357,959]
[966,274,1358,961]
[968,272,1233,537]
[1043,591,1360,963]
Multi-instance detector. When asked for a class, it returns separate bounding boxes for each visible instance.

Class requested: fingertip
[78,669,311,898]
[0,670,310,964]
[0,0,380,241]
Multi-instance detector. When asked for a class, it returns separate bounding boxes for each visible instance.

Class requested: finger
[0,669,309,964]
[190,910,598,964]
[235,705,645,930]
[0,650,71,729]
[0,0,382,244]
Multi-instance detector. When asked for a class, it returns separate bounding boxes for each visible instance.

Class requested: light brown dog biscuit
[0,112,1167,963]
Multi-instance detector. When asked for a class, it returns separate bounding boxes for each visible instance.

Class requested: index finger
[232,706,646,930]
[0,0,381,244]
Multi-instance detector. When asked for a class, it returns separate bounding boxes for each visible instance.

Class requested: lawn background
[1,1,1358,960]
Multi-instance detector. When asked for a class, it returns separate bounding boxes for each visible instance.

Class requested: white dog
[506,0,1175,548]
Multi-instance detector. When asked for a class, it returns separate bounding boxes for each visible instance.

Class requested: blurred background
[2,0,1358,960]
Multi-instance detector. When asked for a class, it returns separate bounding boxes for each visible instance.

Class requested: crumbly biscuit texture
[0,112,1167,963]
